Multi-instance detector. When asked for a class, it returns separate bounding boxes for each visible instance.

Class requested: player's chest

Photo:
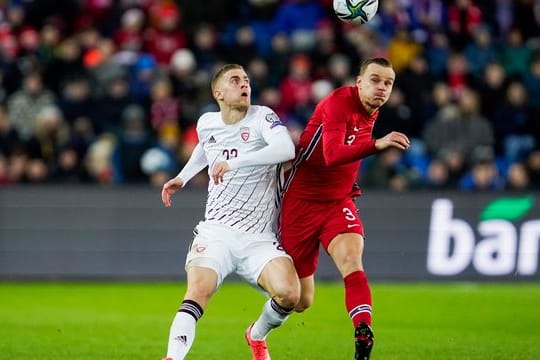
[201,126,264,158]
[344,117,373,145]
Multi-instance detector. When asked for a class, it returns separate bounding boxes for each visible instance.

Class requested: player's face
[356,63,395,111]
[215,69,251,111]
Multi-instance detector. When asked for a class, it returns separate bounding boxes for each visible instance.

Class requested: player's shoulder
[253,105,284,129]
[249,105,276,119]
[248,105,282,125]
[324,86,355,104]
[196,111,221,130]
[316,86,356,114]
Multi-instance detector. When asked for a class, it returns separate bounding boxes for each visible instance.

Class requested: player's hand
[375,131,410,151]
[161,177,184,207]
[211,161,230,185]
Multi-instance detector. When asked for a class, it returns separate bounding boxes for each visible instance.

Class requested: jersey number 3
[343,207,356,221]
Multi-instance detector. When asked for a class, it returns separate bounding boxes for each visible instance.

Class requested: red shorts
[279,195,364,278]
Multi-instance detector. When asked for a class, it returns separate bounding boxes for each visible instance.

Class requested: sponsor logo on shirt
[208,135,216,143]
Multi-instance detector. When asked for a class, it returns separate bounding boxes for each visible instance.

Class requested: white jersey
[196,105,289,234]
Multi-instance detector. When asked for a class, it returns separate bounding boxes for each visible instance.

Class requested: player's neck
[220,106,248,125]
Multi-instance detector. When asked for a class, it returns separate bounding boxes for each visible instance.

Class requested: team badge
[265,112,284,129]
[240,127,250,142]
[195,245,207,253]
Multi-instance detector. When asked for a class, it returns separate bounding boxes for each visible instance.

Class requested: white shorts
[185,221,290,288]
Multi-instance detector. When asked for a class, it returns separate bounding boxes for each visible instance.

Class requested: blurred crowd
[0,0,539,191]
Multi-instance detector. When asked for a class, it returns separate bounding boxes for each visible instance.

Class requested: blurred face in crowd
[357,62,395,113]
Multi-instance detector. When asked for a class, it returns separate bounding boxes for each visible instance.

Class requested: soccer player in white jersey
[160,64,300,360]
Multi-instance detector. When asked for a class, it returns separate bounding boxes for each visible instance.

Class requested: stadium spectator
[492,81,535,161]
[499,27,533,79]
[463,26,498,79]
[280,58,410,360]
[159,63,299,360]
[279,53,314,123]
[505,161,531,191]
[524,55,540,109]
[525,150,540,190]
[7,71,55,141]
[387,26,423,73]
[423,88,494,171]
[447,0,483,51]
[459,147,504,191]
[24,105,70,182]
[0,0,537,191]
[395,54,433,138]
[477,62,508,121]
[0,104,21,159]
[144,3,187,66]
[111,104,153,183]
[424,30,451,80]
[149,77,180,132]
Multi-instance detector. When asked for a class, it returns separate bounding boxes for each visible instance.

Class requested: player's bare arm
[375,131,410,151]
[161,177,184,207]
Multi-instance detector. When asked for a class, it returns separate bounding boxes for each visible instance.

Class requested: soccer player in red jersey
[280,58,410,360]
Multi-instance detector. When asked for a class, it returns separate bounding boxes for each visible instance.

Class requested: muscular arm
[175,142,207,186]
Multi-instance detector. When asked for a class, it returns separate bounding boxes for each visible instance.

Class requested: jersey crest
[240,127,250,142]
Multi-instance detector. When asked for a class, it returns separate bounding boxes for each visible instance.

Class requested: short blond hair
[211,64,245,93]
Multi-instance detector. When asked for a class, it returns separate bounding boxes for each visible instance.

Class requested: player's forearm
[175,143,207,186]
[227,134,295,170]
[323,140,378,166]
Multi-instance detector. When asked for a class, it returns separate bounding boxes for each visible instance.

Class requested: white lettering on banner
[427,199,474,275]
[518,221,540,275]
[475,220,516,275]
[427,199,540,276]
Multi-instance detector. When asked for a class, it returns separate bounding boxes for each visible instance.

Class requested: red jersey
[283,86,379,201]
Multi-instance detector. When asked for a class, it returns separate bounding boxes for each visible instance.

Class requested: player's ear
[213,88,223,101]
[356,76,362,88]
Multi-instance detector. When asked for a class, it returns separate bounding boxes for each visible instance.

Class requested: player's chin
[372,98,387,107]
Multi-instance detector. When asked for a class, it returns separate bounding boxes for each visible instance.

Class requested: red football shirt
[283,86,379,201]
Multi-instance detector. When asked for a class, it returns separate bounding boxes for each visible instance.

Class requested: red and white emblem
[240,127,250,142]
